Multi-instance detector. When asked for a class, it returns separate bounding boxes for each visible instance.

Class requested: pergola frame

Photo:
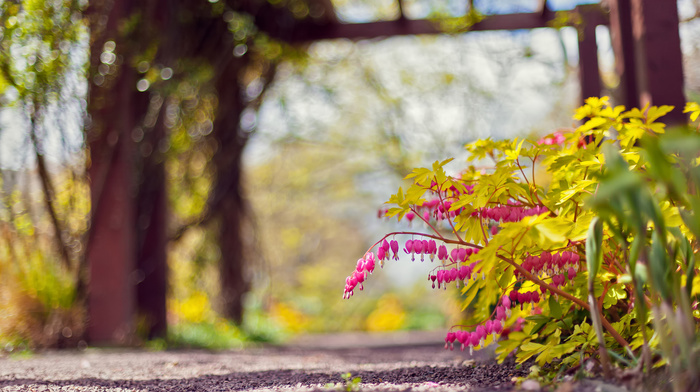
[86,0,686,344]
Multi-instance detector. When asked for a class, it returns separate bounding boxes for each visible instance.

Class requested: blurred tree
[84,0,329,342]
[0,0,88,348]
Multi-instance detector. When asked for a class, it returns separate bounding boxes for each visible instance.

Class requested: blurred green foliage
[0,0,88,350]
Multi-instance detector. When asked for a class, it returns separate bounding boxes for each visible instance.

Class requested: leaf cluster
[372,97,700,382]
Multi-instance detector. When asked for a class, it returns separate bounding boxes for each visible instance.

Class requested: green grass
[147,310,288,350]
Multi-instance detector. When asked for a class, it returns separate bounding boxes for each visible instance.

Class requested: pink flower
[390,240,399,260]
[496,306,506,321]
[404,240,415,261]
[484,320,493,335]
[354,270,365,285]
[450,248,460,262]
[450,268,459,287]
[538,132,565,146]
[364,257,375,273]
[469,332,481,354]
[509,290,519,302]
[427,240,437,261]
[458,265,471,282]
[554,132,566,144]
[405,212,415,223]
[560,251,570,264]
[377,247,386,262]
[356,259,365,273]
[437,245,448,261]
[476,325,487,346]
[457,331,469,351]
[445,331,456,350]
[413,240,424,262]
[457,248,467,262]
[502,296,511,309]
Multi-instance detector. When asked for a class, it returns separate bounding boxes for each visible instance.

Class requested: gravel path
[0,331,622,392]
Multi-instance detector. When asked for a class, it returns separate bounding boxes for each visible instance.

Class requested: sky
[332,0,601,23]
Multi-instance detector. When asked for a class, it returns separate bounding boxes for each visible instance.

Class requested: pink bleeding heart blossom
[445,332,456,350]
[404,240,415,261]
[437,245,448,261]
[427,240,437,261]
[390,240,399,260]
[413,240,424,262]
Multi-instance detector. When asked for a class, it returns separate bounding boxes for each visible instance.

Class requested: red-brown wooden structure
[86,0,686,344]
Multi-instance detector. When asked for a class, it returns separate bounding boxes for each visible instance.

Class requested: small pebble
[521,379,541,391]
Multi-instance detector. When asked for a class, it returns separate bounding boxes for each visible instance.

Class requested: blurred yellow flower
[365,294,406,332]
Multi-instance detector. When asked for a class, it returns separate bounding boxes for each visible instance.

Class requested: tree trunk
[135,97,168,339]
[211,55,250,325]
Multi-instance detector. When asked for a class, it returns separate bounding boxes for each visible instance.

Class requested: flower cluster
[343,253,376,299]
[474,204,549,223]
[379,183,475,225]
[444,322,503,354]
[508,289,541,310]
[445,296,518,354]
[537,131,566,145]
[430,261,481,289]
[376,239,400,264]
[403,238,438,262]
[428,247,481,289]
[517,251,580,289]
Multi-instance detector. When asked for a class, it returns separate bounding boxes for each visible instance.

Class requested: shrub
[344,97,700,387]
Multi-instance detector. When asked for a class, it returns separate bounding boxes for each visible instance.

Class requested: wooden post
[86,69,138,345]
[607,0,639,108]
[630,0,685,123]
[85,0,145,345]
[577,5,603,104]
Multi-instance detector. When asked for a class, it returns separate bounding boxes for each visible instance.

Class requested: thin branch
[435,180,464,243]
[29,104,73,271]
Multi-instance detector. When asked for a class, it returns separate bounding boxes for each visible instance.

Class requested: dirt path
[0,331,616,391]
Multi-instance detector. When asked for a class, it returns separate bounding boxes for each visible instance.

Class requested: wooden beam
[293,10,608,42]
[537,0,549,17]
